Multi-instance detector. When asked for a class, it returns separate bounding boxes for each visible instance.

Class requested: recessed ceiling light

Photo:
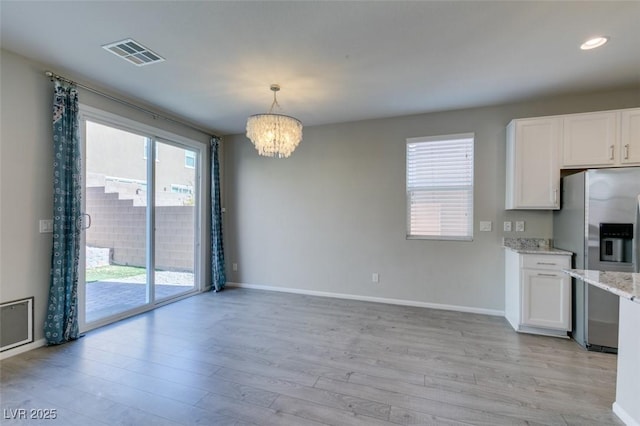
[580,36,609,50]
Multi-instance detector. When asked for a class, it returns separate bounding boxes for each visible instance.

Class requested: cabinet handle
[537,273,559,277]
[609,145,615,160]
[624,144,630,160]
[536,262,557,266]
[554,189,558,204]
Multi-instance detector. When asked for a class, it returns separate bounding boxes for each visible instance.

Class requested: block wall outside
[85,187,194,271]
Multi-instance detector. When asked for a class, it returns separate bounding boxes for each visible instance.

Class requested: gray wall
[0,48,211,344]
[223,88,640,313]
[1,44,639,344]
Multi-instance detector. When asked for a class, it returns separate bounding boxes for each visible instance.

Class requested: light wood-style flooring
[0,288,622,425]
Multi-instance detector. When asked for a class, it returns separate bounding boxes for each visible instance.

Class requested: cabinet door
[562,112,617,167]
[521,269,570,330]
[620,108,640,165]
[506,118,561,209]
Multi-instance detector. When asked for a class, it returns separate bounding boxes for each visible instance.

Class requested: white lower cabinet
[521,269,570,330]
[505,250,571,337]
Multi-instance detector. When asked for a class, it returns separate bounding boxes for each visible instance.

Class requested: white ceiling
[1,1,639,136]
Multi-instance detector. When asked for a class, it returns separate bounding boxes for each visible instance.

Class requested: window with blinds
[406,133,474,240]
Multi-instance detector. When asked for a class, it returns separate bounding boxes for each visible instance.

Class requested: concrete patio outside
[85,271,195,323]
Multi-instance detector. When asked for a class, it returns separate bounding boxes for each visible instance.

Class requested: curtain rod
[45,71,219,139]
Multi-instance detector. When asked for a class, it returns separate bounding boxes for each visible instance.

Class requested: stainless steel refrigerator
[553,167,640,352]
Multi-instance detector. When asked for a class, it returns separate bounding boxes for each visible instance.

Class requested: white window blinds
[406,133,474,240]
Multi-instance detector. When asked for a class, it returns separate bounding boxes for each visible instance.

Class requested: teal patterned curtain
[211,137,226,291]
[43,81,81,344]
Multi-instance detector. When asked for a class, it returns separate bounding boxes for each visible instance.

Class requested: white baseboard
[613,402,639,426]
[226,282,504,317]
[0,338,46,360]
[515,325,570,339]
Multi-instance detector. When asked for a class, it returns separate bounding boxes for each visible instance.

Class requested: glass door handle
[81,213,92,230]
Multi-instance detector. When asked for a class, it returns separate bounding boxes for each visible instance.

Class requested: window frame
[143,139,159,161]
[406,132,474,241]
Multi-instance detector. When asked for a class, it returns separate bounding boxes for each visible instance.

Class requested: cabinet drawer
[521,255,570,270]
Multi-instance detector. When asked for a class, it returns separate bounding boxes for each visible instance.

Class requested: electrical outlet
[479,221,492,232]
[232,263,238,272]
[503,221,512,232]
[372,273,379,283]
[515,221,525,232]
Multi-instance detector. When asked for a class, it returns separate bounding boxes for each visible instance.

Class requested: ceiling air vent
[102,38,165,66]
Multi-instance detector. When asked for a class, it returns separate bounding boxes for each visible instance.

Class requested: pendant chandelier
[246,84,303,158]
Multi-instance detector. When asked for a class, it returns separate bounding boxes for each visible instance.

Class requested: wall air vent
[1,297,33,352]
[102,38,165,66]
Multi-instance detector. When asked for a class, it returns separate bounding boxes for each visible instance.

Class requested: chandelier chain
[268,90,281,114]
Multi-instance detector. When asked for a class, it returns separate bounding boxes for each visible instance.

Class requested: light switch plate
[39,219,53,233]
[515,221,525,232]
[503,221,512,232]
[479,221,492,232]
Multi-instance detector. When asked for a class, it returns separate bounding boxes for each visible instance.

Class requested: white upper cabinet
[506,117,561,209]
[562,111,618,168]
[620,108,640,165]
[507,107,640,210]
[562,108,640,168]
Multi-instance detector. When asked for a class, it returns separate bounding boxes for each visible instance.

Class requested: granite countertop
[504,246,573,255]
[563,269,640,304]
[502,237,572,255]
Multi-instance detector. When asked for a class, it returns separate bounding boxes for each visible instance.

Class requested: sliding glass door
[80,113,200,329]
[153,141,197,301]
